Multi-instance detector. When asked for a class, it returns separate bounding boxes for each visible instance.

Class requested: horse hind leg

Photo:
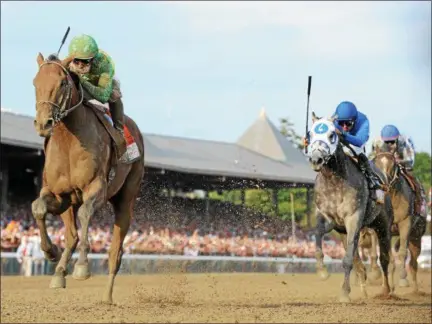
[31,188,70,264]
[103,167,141,304]
[49,206,79,289]
[72,177,107,281]
[407,239,421,294]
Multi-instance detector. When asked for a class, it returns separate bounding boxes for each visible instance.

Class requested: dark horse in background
[371,145,427,294]
[31,53,145,304]
[307,112,395,303]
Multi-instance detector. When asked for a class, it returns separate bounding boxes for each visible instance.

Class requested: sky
[1,1,431,154]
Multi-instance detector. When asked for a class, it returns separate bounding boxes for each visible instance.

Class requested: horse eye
[329,132,336,144]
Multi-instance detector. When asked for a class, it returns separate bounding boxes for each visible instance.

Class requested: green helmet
[68,34,99,59]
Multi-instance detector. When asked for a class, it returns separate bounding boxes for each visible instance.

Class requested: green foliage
[279,117,305,150]
[413,152,431,194]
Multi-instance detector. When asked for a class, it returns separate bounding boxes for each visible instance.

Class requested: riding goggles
[337,120,355,128]
[73,58,93,65]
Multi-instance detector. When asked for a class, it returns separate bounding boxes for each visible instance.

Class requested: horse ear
[37,53,44,67]
[61,56,74,68]
[311,111,318,123]
[329,114,338,123]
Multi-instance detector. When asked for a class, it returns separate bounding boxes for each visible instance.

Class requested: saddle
[84,100,138,164]
[398,167,417,192]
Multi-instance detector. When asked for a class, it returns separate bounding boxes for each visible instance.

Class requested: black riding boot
[358,153,382,190]
[109,99,125,135]
[109,99,127,162]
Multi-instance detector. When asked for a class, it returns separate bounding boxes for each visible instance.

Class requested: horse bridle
[374,152,399,189]
[36,61,84,124]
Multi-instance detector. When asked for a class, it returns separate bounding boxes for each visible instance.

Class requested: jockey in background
[65,34,129,162]
[332,101,384,193]
[370,125,426,217]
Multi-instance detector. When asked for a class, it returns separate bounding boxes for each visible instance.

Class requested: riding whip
[304,76,312,154]
[56,26,71,57]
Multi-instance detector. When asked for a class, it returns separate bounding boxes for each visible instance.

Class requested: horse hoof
[369,269,382,281]
[31,198,47,220]
[317,270,330,281]
[49,275,66,289]
[72,264,91,281]
[360,284,368,299]
[44,245,62,263]
[399,278,410,287]
[339,294,351,303]
[102,296,113,305]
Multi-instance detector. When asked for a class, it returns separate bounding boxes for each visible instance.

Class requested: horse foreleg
[31,187,70,263]
[368,231,382,281]
[341,234,369,298]
[371,215,395,297]
[340,210,362,303]
[72,177,107,281]
[397,216,411,287]
[49,206,79,289]
[315,212,334,280]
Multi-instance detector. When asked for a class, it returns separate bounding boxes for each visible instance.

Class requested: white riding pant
[342,144,365,157]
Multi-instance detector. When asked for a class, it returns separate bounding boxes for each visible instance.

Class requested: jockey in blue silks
[333,101,383,191]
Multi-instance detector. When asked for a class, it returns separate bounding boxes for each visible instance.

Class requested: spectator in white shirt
[30,230,45,275]
[16,234,34,277]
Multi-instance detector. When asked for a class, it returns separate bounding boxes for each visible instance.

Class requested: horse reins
[36,61,84,124]
[374,152,399,190]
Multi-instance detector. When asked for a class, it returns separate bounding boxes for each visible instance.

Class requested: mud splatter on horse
[308,112,395,302]
[31,53,144,304]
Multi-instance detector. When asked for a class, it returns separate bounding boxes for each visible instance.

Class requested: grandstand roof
[237,107,307,165]
[1,110,316,185]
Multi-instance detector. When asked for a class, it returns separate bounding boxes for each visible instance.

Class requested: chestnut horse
[372,150,427,293]
[31,53,144,304]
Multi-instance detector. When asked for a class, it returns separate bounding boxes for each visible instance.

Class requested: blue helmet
[335,101,358,121]
[381,125,400,141]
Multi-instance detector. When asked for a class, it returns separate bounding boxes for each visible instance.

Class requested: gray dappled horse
[308,112,395,303]
[371,146,427,293]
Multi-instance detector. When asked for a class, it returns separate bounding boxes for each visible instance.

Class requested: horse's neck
[323,146,350,179]
[50,103,90,149]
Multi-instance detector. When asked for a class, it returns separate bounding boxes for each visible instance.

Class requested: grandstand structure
[1,107,316,225]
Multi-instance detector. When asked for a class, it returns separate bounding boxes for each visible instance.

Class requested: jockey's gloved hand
[80,74,90,82]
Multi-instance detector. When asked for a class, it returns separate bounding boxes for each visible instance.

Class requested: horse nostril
[33,119,37,126]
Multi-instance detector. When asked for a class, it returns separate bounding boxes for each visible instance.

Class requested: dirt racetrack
[1,271,431,323]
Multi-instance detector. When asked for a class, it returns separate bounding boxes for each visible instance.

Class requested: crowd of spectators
[1,195,346,260]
